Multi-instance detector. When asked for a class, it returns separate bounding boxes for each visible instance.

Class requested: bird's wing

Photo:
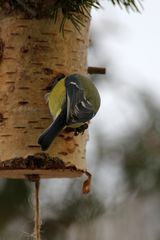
[38,104,67,151]
[65,76,95,125]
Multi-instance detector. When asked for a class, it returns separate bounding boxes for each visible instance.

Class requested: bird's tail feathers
[38,110,66,151]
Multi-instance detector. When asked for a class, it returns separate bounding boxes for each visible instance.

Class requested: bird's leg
[64,123,89,135]
[74,123,89,136]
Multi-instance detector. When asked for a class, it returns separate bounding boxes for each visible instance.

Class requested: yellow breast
[47,78,66,118]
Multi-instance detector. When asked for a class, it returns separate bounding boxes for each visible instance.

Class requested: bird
[38,73,101,151]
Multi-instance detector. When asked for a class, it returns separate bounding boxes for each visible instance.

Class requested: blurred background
[1,0,160,239]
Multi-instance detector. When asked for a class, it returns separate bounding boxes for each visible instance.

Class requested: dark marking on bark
[0,113,4,123]
[5,46,15,50]
[55,63,64,67]
[3,94,8,102]
[28,35,31,39]
[6,81,15,84]
[40,77,48,81]
[75,143,79,147]
[59,151,68,156]
[76,39,85,43]
[18,101,29,105]
[33,71,41,74]
[41,32,56,36]
[28,120,38,123]
[40,117,50,120]
[14,126,25,129]
[21,46,29,53]
[65,136,73,141]
[19,87,29,90]
[28,145,40,148]
[43,67,53,75]
[31,62,43,66]
[35,40,48,43]
[41,88,48,91]
[64,29,73,33]
[11,32,20,36]
[17,25,28,28]
[67,148,76,154]
[0,39,5,63]
[1,134,12,137]
[6,71,17,75]
[72,69,79,72]
[58,134,65,138]
[32,44,50,51]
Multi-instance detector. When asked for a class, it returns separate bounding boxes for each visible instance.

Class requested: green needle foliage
[0,0,143,33]
[109,0,143,12]
[41,0,143,32]
[51,0,100,32]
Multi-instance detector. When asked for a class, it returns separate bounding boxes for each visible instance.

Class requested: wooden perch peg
[88,66,106,74]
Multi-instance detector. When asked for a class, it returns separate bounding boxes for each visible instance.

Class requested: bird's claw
[74,123,89,136]
[65,123,88,136]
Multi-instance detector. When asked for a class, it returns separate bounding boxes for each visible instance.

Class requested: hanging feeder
[0,11,92,192]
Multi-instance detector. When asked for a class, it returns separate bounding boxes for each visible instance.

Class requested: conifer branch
[0,0,143,33]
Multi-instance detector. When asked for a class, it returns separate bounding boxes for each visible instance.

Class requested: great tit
[38,73,101,151]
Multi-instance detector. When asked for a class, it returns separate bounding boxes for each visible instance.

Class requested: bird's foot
[74,123,89,136]
[65,123,89,136]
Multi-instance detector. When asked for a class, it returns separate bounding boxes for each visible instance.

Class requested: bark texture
[0,13,90,178]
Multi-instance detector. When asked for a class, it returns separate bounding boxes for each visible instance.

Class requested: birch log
[0,13,90,179]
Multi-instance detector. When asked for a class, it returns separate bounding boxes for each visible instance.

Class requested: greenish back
[77,74,101,112]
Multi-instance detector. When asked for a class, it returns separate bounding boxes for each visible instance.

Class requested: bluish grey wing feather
[65,75,95,125]
[38,105,67,151]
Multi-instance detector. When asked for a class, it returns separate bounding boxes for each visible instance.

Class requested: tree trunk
[0,9,90,179]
